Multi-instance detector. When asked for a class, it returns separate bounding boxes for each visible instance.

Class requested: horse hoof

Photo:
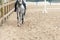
[17,24,20,27]
[17,24,19,27]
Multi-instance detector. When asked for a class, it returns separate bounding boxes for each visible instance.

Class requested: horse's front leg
[19,12,24,24]
[17,11,20,26]
[24,9,26,16]
[19,12,22,24]
[22,13,24,24]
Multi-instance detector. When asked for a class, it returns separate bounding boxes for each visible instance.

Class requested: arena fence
[0,1,15,26]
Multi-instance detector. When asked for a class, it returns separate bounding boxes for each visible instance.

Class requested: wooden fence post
[0,7,4,25]
[0,1,15,26]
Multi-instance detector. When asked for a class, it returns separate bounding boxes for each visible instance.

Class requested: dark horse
[14,0,26,26]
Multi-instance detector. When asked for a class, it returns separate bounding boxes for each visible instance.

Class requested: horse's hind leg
[22,14,24,24]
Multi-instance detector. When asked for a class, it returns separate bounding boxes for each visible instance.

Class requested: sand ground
[0,5,60,40]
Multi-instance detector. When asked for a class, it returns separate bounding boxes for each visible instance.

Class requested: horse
[14,0,26,26]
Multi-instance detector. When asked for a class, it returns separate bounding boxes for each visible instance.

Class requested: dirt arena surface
[0,5,60,40]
